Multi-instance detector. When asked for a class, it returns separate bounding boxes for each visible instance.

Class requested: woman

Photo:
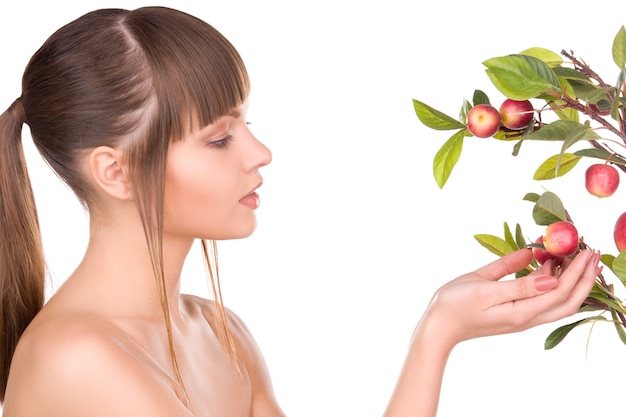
[0,6,600,416]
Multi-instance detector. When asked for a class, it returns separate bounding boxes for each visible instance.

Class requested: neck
[63,208,194,322]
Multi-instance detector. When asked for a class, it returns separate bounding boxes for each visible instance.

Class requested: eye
[207,135,233,149]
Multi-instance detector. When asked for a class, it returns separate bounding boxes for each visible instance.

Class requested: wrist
[411,300,459,355]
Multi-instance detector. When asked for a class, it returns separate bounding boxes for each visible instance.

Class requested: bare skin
[1,100,601,416]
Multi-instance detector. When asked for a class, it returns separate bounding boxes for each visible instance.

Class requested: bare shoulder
[182,295,264,364]
[183,295,287,417]
[3,313,193,417]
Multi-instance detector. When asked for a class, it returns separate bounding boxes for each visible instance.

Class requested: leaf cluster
[414,26,626,189]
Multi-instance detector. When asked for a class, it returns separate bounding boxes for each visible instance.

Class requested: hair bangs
[125,7,250,142]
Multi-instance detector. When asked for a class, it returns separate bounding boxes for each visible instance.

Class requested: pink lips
[240,192,259,209]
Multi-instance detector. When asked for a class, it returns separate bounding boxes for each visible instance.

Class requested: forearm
[383,311,455,417]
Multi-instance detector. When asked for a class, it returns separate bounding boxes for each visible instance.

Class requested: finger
[545,250,595,296]
[533,258,554,276]
[474,249,533,282]
[532,250,599,324]
[488,272,558,306]
[504,250,597,329]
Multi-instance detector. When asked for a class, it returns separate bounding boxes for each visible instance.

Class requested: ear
[88,146,132,200]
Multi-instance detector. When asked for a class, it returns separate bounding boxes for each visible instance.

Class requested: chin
[205,222,258,241]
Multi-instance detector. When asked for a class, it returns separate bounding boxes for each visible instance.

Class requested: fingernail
[535,275,558,291]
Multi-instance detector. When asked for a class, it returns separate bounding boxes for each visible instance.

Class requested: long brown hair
[0,7,249,402]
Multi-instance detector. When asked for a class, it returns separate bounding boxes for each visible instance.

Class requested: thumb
[474,248,534,282]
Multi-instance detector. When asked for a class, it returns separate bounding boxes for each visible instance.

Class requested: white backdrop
[2,1,626,416]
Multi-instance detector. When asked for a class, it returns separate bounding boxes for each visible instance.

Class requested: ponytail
[0,98,45,402]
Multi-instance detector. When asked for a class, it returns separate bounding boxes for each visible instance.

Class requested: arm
[383,248,600,417]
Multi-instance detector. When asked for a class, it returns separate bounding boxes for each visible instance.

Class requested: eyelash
[208,135,233,149]
[206,121,250,148]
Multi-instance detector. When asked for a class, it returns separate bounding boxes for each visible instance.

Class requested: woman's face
[163,101,272,241]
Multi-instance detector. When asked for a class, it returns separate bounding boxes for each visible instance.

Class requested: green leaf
[586,87,614,105]
[566,80,614,105]
[573,148,626,165]
[524,120,601,141]
[544,316,607,349]
[588,284,626,314]
[523,192,540,203]
[520,54,562,87]
[511,140,523,156]
[532,191,567,225]
[610,309,626,345]
[613,25,626,69]
[514,224,526,249]
[611,251,626,287]
[552,66,592,82]
[533,153,581,180]
[601,253,616,270]
[613,68,626,120]
[474,234,515,257]
[503,223,517,250]
[549,77,579,122]
[483,54,559,100]
[413,99,466,131]
[519,47,563,67]
[433,129,465,188]
[561,124,596,152]
[460,99,472,122]
[472,90,490,106]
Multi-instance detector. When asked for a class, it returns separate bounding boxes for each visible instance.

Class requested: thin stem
[561,50,611,88]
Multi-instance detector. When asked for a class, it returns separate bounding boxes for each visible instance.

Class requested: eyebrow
[229,109,241,119]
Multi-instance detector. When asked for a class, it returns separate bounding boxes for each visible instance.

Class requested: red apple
[543,221,579,257]
[532,235,555,265]
[499,99,534,130]
[466,104,501,138]
[614,212,626,252]
[585,163,620,197]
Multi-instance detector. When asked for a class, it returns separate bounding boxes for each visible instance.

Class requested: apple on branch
[499,98,534,130]
[543,221,579,257]
[531,235,555,265]
[585,163,620,198]
[466,104,501,138]
[614,212,626,252]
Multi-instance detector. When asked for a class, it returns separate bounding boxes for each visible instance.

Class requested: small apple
[614,212,626,252]
[585,163,620,197]
[466,104,501,138]
[499,99,534,130]
[532,235,555,265]
[543,221,579,257]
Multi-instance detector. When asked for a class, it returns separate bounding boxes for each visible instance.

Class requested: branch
[546,91,625,141]
[561,50,611,88]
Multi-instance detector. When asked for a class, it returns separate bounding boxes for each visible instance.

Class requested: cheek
[164,162,227,229]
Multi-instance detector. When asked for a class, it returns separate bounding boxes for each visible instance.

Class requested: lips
[239,182,262,209]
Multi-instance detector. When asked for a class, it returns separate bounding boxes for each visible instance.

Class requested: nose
[244,133,272,171]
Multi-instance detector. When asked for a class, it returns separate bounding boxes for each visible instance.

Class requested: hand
[421,248,601,348]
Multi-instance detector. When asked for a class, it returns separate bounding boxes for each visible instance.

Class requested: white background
[2,1,626,416]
